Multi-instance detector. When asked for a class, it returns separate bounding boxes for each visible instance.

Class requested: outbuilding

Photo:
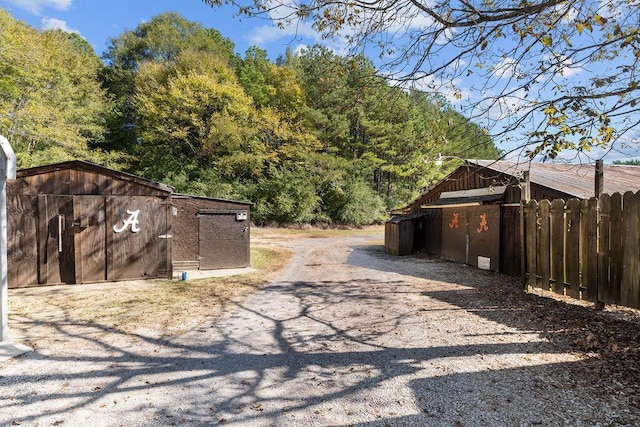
[7,161,174,287]
[172,194,252,271]
[386,160,640,276]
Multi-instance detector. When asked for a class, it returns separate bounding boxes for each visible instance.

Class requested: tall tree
[0,10,109,167]
[203,0,640,159]
[101,12,236,153]
[133,50,260,181]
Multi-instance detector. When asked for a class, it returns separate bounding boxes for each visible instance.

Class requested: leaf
[594,14,607,25]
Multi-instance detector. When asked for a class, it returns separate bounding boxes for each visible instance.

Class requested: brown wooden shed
[7,161,174,288]
[387,160,640,276]
[172,194,252,271]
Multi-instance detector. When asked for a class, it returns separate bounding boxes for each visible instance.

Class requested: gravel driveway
[1,230,638,426]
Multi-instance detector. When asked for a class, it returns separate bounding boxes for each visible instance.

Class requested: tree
[133,50,261,181]
[203,0,640,160]
[293,45,498,208]
[613,159,640,166]
[0,10,110,167]
[101,12,236,153]
[237,47,275,108]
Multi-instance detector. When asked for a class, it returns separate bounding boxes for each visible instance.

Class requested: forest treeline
[0,10,499,225]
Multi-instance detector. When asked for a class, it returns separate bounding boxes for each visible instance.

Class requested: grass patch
[252,225,384,240]
[250,246,291,272]
[9,245,293,341]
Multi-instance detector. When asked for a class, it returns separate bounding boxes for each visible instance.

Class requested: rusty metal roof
[471,160,640,199]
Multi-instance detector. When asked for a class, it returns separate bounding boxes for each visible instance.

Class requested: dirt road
[1,229,638,426]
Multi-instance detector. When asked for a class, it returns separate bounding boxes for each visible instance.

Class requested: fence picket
[582,197,598,302]
[598,194,611,304]
[621,192,640,308]
[565,199,581,299]
[609,193,624,304]
[550,199,565,295]
[538,200,551,290]
[525,200,538,289]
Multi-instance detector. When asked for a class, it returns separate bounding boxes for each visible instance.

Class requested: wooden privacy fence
[524,192,640,309]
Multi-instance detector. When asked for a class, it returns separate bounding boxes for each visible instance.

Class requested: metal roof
[424,185,507,207]
[471,160,640,199]
[386,213,426,223]
[172,193,253,206]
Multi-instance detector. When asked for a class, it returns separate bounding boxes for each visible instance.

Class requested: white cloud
[598,0,627,21]
[539,53,583,79]
[293,44,308,56]
[551,2,578,25]
[247,22,320,46]
[5,0,71,15]
[473,87,531,121]
[410,74,472,105]
[41,17,78,33]
[491,57,522,80]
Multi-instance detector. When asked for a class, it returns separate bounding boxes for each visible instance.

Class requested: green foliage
[612,159,640,166]
[100,12,236,152]
[1,9,501,226]
[0,10,111,167]
[250,168,320,225]
[322,180,387,225]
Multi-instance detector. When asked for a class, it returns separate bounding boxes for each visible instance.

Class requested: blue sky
[0,0,317,59]
[1,0,639,163]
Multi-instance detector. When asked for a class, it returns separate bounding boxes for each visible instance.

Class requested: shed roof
[425,185,507,208]
[172,193,253,206]
[386,213,426,223]
[472,160,640,199]
[15,160,174,194]
[397,159,640,214]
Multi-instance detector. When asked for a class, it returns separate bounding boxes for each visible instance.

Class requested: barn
[386,160,640,276]
[172,194,252,271]
[7,161,174,287]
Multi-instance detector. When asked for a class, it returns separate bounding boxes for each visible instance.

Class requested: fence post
[550,199,565,295]
[595,159,604,198]
[598,194,611,307]
[0,135,16,343]
[565,199,581,299]
[521,171,530,289]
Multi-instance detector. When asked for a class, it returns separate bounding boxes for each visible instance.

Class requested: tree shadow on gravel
[1,274,636,426]
[2,241,639,426]
[347,244,640,414]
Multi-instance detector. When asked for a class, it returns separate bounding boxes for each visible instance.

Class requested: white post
[0,135,16,343]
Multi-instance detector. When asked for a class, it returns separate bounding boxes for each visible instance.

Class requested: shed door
[441,208,469,264]
[74,196,107,283]
[8,195,39,287]
[467,205,500,270]
[198,211,249,269]
[38,195,76,284]
[35,195,171,285]
[441,205,501,271]
[109,196,171,280]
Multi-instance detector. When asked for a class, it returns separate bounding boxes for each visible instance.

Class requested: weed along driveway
[1,227,639,426]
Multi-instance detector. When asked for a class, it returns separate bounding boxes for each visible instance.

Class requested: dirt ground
[6,240,291,347]
[2,226,640,426]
